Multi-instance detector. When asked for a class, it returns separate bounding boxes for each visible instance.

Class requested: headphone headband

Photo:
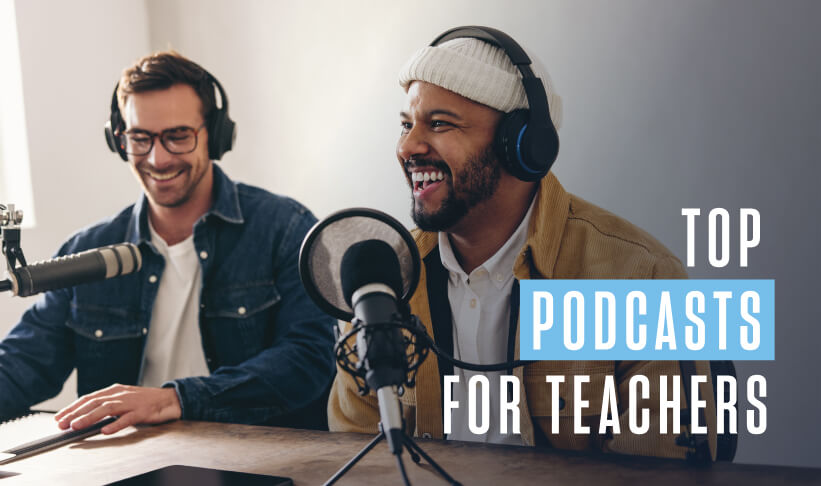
[432,26,533,67]
[206,72,230,117]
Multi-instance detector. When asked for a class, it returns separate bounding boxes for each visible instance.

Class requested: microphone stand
[325,420,461,486]
[326,317,462,486]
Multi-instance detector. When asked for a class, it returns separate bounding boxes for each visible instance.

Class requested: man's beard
[409,145,501,232]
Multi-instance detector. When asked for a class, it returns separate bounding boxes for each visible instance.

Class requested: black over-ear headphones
[104,70,236,161]
[430,26,559,182]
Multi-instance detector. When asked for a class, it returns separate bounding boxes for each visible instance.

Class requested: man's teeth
[146,170,181,181]
[411,171,445,183]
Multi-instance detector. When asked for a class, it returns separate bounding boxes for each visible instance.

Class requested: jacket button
[559,397,566,410]
[142,328,148,335]
[237,306,247,315]
[199,251,208,260]
[94,329,103,338]
[421,433,432,439]
[148,275,158,283]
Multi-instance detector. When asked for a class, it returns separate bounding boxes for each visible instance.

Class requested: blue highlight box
[519,280,774,360]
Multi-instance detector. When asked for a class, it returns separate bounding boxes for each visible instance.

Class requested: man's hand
[54,384,182,434]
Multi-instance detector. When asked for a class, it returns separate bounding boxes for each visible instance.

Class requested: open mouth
[411,169,446,196]
[143,168,185,182]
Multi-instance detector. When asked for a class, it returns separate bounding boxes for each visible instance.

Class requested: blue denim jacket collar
[124,164,245,246]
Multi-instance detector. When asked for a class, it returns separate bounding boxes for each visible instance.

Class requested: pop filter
[299,208,421,321]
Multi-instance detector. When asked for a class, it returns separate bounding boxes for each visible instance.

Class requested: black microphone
[340,239,407,455]
[6,243,142,297]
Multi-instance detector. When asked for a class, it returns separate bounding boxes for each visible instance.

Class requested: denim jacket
[0,165,336,426]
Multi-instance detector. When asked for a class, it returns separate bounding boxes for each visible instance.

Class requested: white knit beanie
[399,37,562,130]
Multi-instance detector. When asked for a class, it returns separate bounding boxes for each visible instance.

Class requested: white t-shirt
[139,222,210,387]
[439,199,535,446]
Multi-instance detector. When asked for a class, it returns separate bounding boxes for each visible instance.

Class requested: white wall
[2,0,818,468]
[0,0,35,224]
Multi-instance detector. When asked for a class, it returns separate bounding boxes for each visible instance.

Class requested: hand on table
[54,384,182,435]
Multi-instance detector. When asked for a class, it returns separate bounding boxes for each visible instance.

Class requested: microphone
[299,208,463,485]
[6,243,142,297]
[340,239,407,455]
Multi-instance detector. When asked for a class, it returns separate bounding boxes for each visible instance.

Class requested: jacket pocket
[201,282,281,365]
[66,304,144,342]
[66,304,145,391]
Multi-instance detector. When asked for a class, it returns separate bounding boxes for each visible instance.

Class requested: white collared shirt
[439,199,535,445]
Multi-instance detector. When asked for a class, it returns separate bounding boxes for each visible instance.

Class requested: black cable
[409,322,530,372]
[429,340,530,372]
[0,280,11,293]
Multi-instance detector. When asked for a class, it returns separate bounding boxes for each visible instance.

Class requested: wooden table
[0,421,818,485]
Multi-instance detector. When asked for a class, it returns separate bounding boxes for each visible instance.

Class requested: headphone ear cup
[494,109,558,182]
[495,110,533,181]
[105,83,129,162]
[206,110,236,160]
[104,121,117,152]
[104,118,128,161]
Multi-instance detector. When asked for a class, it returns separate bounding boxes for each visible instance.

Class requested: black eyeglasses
[121,123,206,156]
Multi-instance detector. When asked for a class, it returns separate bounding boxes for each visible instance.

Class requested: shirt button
[495,273,503,282]
[148,275,158,283]
[94,329,103,338]
[199,251,208,260]
[238,306,247,315]
[470,299,477,308]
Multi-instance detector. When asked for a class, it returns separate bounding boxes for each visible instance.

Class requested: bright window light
[0,0,36,227]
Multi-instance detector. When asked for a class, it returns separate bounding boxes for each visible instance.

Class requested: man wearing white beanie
[329,28,718,461]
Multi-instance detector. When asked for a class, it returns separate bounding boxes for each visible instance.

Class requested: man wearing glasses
[0,52,336,434]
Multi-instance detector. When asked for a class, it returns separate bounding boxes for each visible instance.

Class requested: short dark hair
[117,50,216,118]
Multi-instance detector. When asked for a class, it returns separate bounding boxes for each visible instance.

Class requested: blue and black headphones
[431,26,560,182]
[103,67,236,162]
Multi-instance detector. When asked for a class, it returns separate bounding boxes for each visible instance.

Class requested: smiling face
[397,81,504,232]
[122,83,213,211]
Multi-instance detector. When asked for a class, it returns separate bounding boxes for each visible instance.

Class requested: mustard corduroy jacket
[328,173,717,460]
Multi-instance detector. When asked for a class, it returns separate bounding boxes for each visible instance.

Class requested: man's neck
[149,207,198,246]
[148,188,213,246]
[446,182,537,275]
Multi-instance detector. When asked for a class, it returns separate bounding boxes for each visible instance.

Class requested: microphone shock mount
[335,312,429,397]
